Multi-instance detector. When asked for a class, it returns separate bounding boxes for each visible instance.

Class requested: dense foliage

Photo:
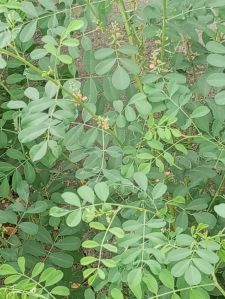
[0,0,225,298]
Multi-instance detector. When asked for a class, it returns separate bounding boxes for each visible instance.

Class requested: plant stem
[148,283,215,299]
[213,274,225,297]
[0,48,122,146]
[208,173,225,211]
[0,81,16,99]
[117,0,143,92]
[160,0,167,63]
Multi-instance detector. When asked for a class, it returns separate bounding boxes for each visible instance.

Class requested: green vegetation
[0,0,225,298]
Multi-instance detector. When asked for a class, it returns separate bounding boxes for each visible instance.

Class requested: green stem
[85,0,101,27]
[22,273,56,299]
[117,0,143,92]
[208,173,225,211]
[160,0,167,63]
[0,288,48,299]
[148,283,214,299]
[0,81,16,99]
[213,274,225,297]
[0,48,122,146]
[97,208,120,270]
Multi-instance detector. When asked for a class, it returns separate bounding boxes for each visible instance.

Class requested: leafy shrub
[0,0,225,298]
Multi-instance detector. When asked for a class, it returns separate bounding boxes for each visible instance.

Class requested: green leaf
[120,58,140,74]
[207,73,225,87]
[109,227,124,238]
[95,58,116,75]
[143,272,158,294]
[17,180,29,201]
[118,44,138,55]
[66,209,82,227]
[26,201,48,214]
[111,288,124,299]
[152,183,167,199]
[6,74,24,84]
[81,36,92,51]
[0,210,17,224]
[90,222,106,230]
[49,252,74,268]
[214,203,225,218]
[80,256,98,266]
[18,126,48,143]
[189,288,209,299]
[113,100,123,112]
[0,178,9,198]
[83,268,96,279]
[7,100,27,109]
[45,81,59,98]
[186,198,208,210]
[62,192,81,206]
[176,234,195,246]
[171,259,190,277]
[127,269,143,298]
[49,207,69,217]
[4,274,22,284]
[133,94,152,115]
[82,240,99,248]
[94,182,109,202]
[51,286,70,296]
[168,248,192,262]
[159,269,174,289]
[58,54,73,64]
[24,162,36,184]
[39,267,57,283]
[31,262,45,278]
[55,236,80,251]
[0,264,17,275]
[112,65,130,90]
[84,289,95,299]
[101,259,117,268]
[207,54,225,67]
[95,48,115,60]
[45,270,63,287]
[97,268,105,280]
[196,249,219,264]
[61,19,84,40]
[20,20,37,42]
[125,105,136,121]
[29,141,48,162]
[106,146,123,158]
[0,55,6,69]
[215,91,225,105]
[39,0,56,10]
[0,131,8,148]
[206,41,225,54]
[194,212,217,229]
[21,1,38,17]
[191,106,210,118]
[17,257,25,274]
[192,258,214,275]
[133,172,148,191]
[18,222,38,235]
[184,264,201,286]
[103,244,118,253]
[77,185,95,203]
[206,0,225,7]
[62,38,79,47]
[6,149,24,161]
[30,49,47,60]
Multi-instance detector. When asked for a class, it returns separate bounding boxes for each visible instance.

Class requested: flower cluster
[73,92,87,105]
[96,116,110,130]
